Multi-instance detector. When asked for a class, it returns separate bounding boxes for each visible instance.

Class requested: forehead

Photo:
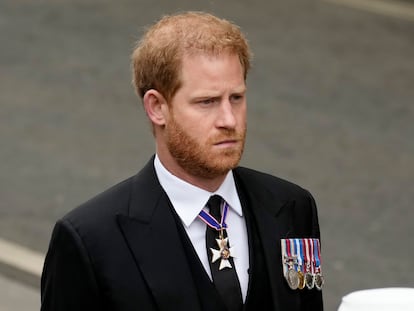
[179,52,246,92]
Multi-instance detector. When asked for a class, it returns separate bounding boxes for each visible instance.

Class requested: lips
[215,139,237,144]
[213,139,239,147]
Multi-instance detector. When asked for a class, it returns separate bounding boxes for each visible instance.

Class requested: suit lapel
[234,168,296,311]
[253,199,297,310]
[117,159,201,311]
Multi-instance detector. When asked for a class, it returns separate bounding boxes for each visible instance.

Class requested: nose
[216,100,237,129]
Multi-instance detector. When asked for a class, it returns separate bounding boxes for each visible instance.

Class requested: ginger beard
[165,113,246,179]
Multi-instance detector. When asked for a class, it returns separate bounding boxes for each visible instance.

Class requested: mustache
[209,129,246,143]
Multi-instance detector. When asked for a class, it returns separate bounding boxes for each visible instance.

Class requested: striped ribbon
[198,201,229,231]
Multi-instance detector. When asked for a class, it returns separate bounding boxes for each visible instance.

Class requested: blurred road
[0,275,39,311]
[1,0,414,310]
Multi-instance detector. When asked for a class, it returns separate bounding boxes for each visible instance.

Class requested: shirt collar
[154,155,243,227]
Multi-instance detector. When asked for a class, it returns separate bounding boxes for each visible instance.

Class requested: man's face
[164,52,247,179]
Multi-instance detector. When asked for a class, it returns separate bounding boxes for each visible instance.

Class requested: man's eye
[200,98,216,105]
[230,94,244,102]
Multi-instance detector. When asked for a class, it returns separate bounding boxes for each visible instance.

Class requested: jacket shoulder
[234,166,312,200]
[62,176,134,230]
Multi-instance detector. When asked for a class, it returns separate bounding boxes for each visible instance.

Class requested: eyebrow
[190,86,247,100]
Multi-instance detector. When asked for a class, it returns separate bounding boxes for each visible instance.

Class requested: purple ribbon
[198,202,229,231]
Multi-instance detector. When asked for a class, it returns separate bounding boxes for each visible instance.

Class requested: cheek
[191,124,210,141]
[236,106,247,124]
[174,115,209,141]
[179,113,212,133]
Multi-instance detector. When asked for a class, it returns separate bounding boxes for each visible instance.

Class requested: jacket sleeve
[299,190,324,311]
[41,219,102,311]
[309,190,321,239]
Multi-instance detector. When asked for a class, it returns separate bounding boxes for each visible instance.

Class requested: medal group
[281,238,324,291]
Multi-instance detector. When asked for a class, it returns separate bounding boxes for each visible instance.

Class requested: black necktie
[206,195,243,311]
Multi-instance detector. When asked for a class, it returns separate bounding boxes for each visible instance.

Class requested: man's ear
[143,90,169,126]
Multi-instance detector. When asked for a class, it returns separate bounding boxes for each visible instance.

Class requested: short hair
[131,11,251,102]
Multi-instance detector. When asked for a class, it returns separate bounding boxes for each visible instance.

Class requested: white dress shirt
[154,155,250,301]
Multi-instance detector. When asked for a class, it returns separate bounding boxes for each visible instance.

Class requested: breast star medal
[210,236,236,270]
[199,201,236,270]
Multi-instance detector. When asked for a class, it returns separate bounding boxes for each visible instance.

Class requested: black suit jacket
[41,157,323,310]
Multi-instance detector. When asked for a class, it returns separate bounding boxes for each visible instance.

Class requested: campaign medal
[287,239,300,290]
[286,267,300,290]
[304,239,315,289]
[281,239,299,290]
[313,239,324,290]
[297,269,305,289]
[198,202,235,270]
[295,239,306,290]
[314,273,324,290]
[305,269,315,289]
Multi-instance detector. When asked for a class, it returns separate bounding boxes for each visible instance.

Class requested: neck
[156,152,227,193]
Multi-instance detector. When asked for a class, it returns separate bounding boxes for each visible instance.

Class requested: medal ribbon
[309,238,315,274]
[313,239,321,271]
[286,239,292,261]
[198,201,229,231]
[295,239,303,271]
[304,238,311,272]
[281,239,289,275]
[290,239,296,270]
[317,239,322,266]
[300,239,305,268]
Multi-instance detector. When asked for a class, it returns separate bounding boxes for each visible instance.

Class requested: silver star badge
[210,238,236,270]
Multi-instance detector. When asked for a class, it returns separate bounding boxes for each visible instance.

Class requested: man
[41,12,323,311]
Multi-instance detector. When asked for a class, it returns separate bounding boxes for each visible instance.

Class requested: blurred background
[0,0,413,310]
